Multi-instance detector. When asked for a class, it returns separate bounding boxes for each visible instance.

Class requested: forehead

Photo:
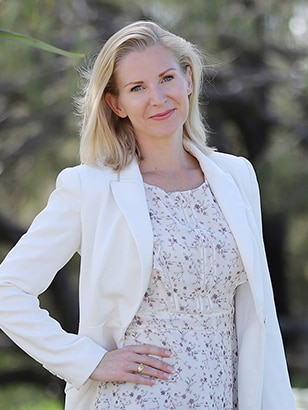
[115,45,180,80]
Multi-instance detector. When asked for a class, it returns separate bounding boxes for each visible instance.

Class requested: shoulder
[208,151,252,172]
[207,151,257,186]
[186,141,254,177]
[186,142,257,188]
[56,164,116,188]
[204,150,261,209]
[49,165,117,207]
[191,146,263,227]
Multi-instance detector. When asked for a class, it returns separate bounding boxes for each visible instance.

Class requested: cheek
[178,89,191,110]
[174,83,190,99]
[122,98,145,118]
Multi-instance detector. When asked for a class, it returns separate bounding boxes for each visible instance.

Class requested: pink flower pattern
[94,181,247,409]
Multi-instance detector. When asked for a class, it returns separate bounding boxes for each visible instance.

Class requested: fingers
[128,349,173,381]
[119,344,174,381]
[133,361,173,382]
[131,343,172,358]
[89,344,174,385]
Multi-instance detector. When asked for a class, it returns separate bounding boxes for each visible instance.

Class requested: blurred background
[0,0,307,408]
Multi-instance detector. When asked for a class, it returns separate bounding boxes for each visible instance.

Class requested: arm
[240,158,295,409]
[0,168,105,389]
[0,168,174,388]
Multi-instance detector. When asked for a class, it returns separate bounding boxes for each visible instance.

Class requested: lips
[150,108,175,120]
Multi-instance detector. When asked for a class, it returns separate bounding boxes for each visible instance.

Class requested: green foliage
[0,29,85,58]
[0,385,62,410]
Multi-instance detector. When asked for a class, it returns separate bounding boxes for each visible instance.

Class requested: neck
[139,138,195,174]
[138,138,204,192]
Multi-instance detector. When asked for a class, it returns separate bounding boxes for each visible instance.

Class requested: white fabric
[0,142,295,409]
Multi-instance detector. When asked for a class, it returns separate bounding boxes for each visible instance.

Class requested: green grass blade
[0,29,85,58]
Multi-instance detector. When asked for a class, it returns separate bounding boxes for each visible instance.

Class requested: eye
[162,75,174,83]
[130,84,143,92]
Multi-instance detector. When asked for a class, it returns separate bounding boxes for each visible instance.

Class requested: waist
[128,309,234,333]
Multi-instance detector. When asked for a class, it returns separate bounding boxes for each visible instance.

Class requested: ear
[105,92,127,118]
[185,66,193,95]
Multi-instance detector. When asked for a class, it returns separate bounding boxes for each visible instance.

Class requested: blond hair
[76,20,212,170]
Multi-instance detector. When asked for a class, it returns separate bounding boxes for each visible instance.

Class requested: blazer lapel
[110,161,153,293]
[187,144,257,292]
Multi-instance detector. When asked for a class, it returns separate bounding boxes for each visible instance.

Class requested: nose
[149,85,167,105]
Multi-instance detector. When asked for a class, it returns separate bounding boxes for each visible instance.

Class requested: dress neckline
[143,179,208,195]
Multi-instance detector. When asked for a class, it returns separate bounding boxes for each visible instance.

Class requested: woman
[0,21,294,409]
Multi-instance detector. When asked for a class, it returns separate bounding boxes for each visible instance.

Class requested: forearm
[0,281,106,388]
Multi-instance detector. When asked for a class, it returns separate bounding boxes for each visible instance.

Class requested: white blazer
[0,142,295,409]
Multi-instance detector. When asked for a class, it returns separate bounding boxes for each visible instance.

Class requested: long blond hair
[76,20,212,170]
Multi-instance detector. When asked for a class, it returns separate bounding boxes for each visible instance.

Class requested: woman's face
[105,45,193,146]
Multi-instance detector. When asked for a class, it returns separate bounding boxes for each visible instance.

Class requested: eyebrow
[124,67,177,88]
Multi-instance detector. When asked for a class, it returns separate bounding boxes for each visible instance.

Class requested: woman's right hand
[89,344,174,385]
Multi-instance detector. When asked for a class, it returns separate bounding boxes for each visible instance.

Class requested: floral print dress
[94,180,247,409]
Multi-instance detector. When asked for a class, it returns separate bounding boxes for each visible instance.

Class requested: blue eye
[131,85,143,92]
[162,75,174,82]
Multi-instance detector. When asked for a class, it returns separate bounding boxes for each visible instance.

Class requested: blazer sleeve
[0,167,106,389]
[240,158,295,409]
